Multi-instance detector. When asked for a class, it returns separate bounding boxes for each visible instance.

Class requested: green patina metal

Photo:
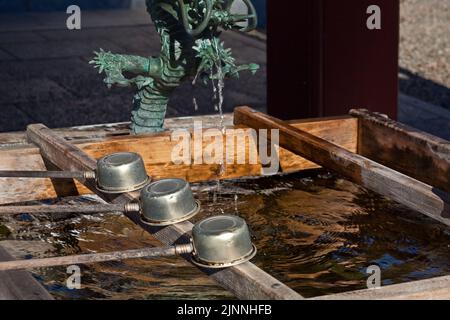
[90,0,259,134]
[0,224,11,239]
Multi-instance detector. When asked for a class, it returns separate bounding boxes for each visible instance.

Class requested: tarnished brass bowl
[96,152,150,194]
[140,179,201,226]
[191,215,257,268]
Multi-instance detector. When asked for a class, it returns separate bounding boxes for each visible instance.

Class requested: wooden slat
[0,114,235,148]
[0,117,357,205]
[234,107,450,226]
[351,109,450,194]
[0,124,128,148]
[280,117,357,172]
[0,245,53,300]
[26,123,303,300]
[312,275,450,300]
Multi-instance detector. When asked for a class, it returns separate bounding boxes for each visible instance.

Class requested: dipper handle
[0,203,140,215]
[0,170,95,180]
[0,243,194,272]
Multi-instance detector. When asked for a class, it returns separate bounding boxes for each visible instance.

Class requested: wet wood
[26,123,303,300]
[0,245,53,300]
[0,115,356,205]
[0,245,191,272]
[313,275,450,300]
[351,109,450,194]
[234,107,450,226]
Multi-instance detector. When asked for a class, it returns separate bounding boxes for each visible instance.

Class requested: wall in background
[268,0,399,120]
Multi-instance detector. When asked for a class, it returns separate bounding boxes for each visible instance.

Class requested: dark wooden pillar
[267,0,399,119]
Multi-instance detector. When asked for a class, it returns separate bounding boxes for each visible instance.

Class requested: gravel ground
[399,0,449,109]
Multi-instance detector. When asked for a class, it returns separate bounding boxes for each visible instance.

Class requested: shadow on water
[1,170,449,299]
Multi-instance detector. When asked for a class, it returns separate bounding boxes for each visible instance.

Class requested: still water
[1,171,449,299]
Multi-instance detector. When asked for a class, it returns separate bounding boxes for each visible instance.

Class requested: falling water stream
[192,40,228,198]
[1,171,449,299]
[212,40,227,181]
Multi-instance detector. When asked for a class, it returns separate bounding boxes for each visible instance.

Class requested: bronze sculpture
[91,0,259,134]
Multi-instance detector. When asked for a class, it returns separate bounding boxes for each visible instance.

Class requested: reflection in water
[1,171,449,299]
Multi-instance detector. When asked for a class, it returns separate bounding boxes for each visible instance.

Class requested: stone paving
[0,9,266,132]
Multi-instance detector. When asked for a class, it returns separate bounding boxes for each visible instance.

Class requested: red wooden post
[267,0,399,119]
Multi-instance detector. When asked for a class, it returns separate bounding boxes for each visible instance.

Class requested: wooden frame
[351,109,450,195]
[234,107,450,226]
[0,115,358,205]
[0,246,53,300]
[0,108,448,300]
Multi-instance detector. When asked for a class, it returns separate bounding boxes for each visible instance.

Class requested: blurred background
[0,0,267,131]
[0,0,448,139]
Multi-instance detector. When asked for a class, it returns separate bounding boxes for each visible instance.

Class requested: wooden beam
[0,116,356,205]
[279,116,357,173]
[351,109,450,194]
[0,245,53,300]
[26,123,303,300]
[234,107,450,226]
[0,115,235,148]
[312,275,450,300]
